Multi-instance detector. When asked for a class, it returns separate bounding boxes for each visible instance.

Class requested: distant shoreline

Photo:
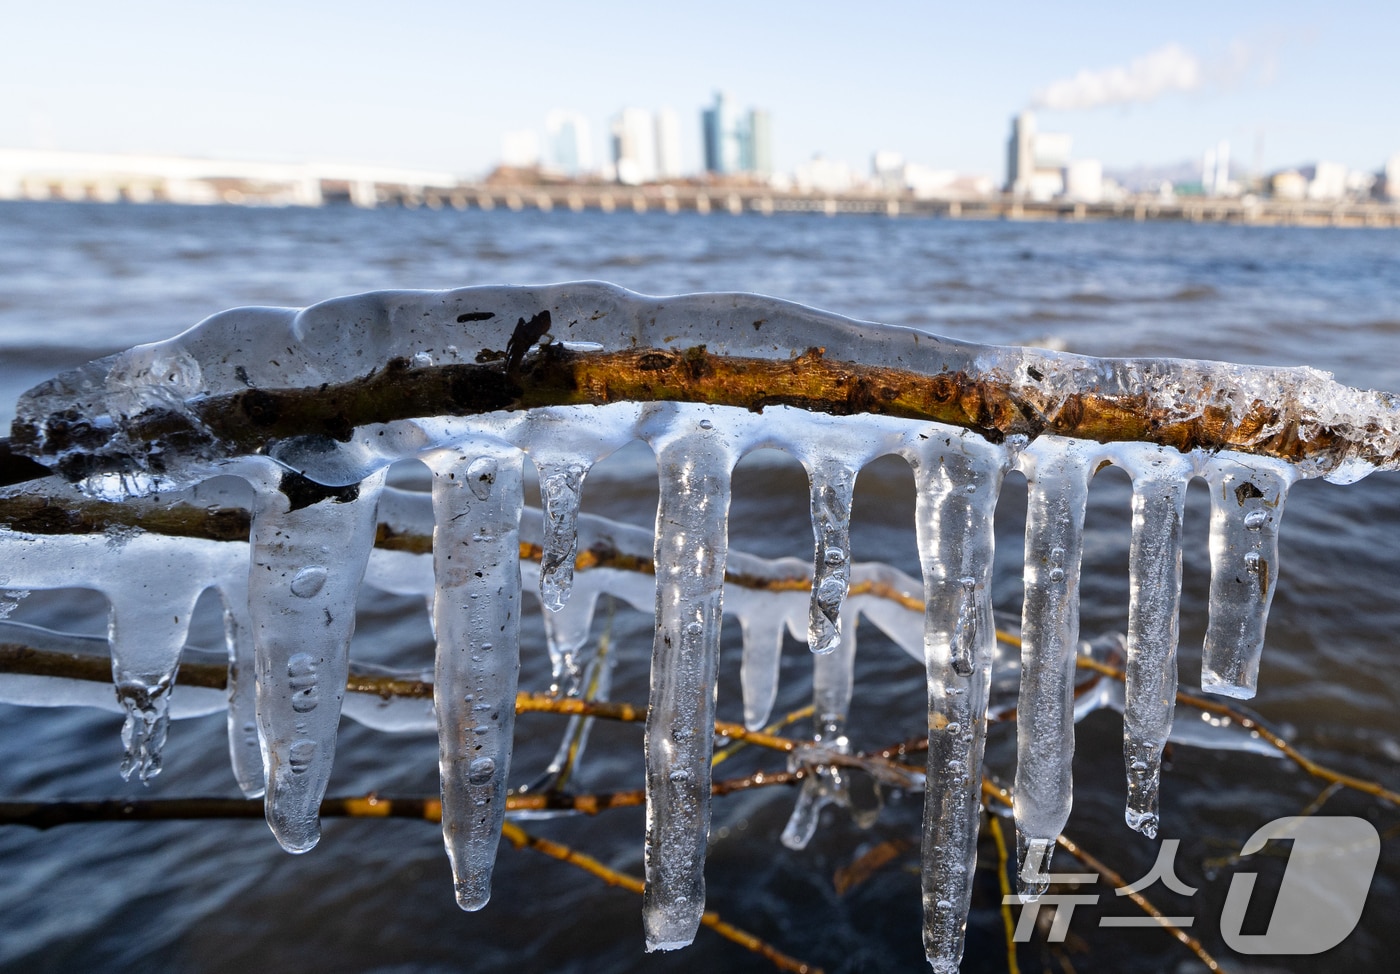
[5,189,1397,229]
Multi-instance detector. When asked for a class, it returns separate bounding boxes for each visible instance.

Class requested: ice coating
[9,281,1400,970]
[247,465,386,854]
[1201,457,1295,698]
[1118,446,1192,838]
[426,442,524,911]
[1012,436,1100,898]
[14,283,1400,496]
[641,406,739,952]
[905,432,1007,972]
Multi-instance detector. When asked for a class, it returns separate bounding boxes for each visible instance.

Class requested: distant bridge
[2,149,1397,228]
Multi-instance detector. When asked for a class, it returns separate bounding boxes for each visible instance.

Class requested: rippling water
[1,201,1398,973]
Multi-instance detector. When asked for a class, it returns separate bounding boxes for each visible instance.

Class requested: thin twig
[981,779,1229,974]
[1074,657,1400,806]
[497,820,823,974]
[1054,833,1228,974]
[985,812,1022,974]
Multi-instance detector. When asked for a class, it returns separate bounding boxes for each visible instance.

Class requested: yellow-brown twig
[985,812,1022,974]
[1054,833,1227,974]
[981,778,1229,974]
[1074,657,1400,806]
[499,820,822,974]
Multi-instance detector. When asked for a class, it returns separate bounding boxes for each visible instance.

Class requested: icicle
[535,459,588,612]
[107,571,203,783]
[534,627,615,796]
[248,467,386,854]
[427,443,525,911]
[1120,448,1191,837]
[218,574,265,798]
[906,432,1007,973]
[781,609,859,850]
[1013,437,1096,899]
[805,458,860,654]
[1201,457,1294,698]
[734,592,789,731]
[540,583,600,696]
[642,411,737,953]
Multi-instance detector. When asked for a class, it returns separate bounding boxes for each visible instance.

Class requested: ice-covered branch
[10,283,1399,488]
[5,283,1397,970]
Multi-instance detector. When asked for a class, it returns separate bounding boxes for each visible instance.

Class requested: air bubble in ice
[288,740,316,774]
[289,566,328,598]
[468,757,496,783]
[466,458,497,500]
[1244,510,1269,529]
[288,653,319,713]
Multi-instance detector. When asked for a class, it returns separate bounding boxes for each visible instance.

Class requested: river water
[0,201,1398,973]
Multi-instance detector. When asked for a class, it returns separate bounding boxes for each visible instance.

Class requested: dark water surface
[1,201,1398,973]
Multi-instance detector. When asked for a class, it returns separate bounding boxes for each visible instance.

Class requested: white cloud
[1032,43,1203,112]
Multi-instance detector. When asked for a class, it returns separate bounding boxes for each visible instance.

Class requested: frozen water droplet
[289,566,328,598]
[698,419,713,430]
[945,722,961,735]
[1243,550,1261,572]
[468,757,496,783]
[936,899,952,912]
[466,457,497,500]
[823,547,846,566]
[288,739,317,775]
[816,576,845,610]
[669,768,691,783]
[412,351,434,368]
[1243,509,1268,529]
[1048,566,1065,582]
[288,653,320,713]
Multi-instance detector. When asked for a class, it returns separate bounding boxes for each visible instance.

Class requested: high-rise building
[544,111,593,176]
[748,109,773,176]
[1005,111,1071,199]
[702,92,752,175]
[1203,141,1231,196]
[655,108,683,180]
[612,108,659,185]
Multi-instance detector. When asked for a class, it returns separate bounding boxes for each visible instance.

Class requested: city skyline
[2,1,1396,179]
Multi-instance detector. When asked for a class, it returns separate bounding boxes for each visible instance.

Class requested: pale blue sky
[2,0,1395,178]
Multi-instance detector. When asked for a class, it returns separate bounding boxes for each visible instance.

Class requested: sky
[3,0,1397,180]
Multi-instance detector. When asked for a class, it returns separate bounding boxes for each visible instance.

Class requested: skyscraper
[655,108,683,180]
[612,108,659,185]
[1005,111,1071,200]
[748,109,772,177]
[544,111,593,176]
[702,92,747,175]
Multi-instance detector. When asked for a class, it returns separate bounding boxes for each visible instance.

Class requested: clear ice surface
[1201,457,1294,698]
[1118,446,1191,837]
[1012,436,1099,898]
[906,432,1007,972]
[641,407,738,951]
[9,282,1395,969]
[426,443,524,910]
[246,464,386,853]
